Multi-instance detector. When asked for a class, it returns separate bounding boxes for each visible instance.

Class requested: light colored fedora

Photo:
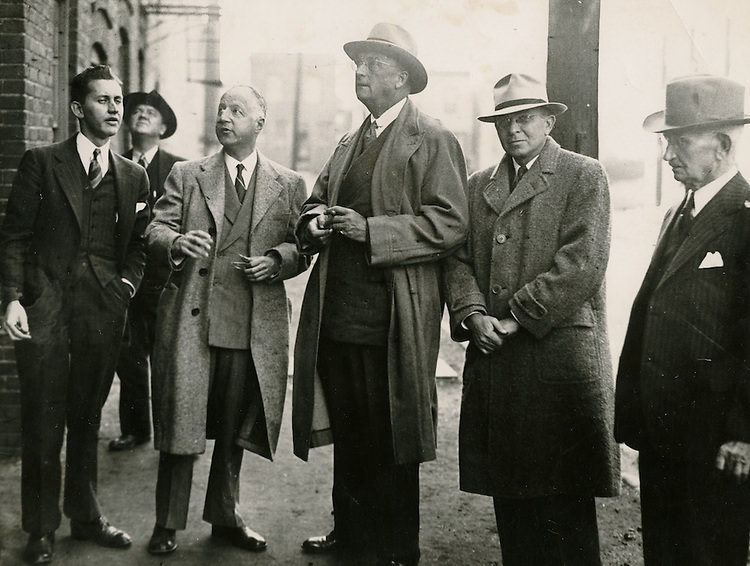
[643,74,750,133]
[344,22,428,94]
[478,73,567,122]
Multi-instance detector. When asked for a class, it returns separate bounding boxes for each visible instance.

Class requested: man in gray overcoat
[145,85,308,555]
[444,73,620,566]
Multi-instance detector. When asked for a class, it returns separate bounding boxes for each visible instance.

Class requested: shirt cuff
[461,311,484,330]
[121,278,136,298]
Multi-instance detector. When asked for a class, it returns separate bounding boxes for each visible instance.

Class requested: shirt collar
[692,166,738,214]
[76,133,111,175]
[513,154,539,173]
[134,145,159,167]
[370,97,407,136]
[224,150,258,183]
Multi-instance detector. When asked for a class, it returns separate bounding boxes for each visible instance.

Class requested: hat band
[495,98,547,111]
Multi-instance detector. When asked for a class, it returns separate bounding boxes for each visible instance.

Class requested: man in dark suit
[108,90,185,452]
[0,64,150,565]
[292,23,468,566]
[616,74,750,565]
[145,85,307,556]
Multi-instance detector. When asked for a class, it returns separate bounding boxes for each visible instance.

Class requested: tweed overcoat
[292,99,469,464]
[147,151,308,458]
[615,173,750,462]
[444,137,621,498]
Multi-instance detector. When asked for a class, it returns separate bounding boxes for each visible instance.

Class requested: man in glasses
[292,22,468,566]
[616,74,750,565]
[444,73,620,566]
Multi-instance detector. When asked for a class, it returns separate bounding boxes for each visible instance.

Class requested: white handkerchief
[136,202,147,213]
[698,251,723,269]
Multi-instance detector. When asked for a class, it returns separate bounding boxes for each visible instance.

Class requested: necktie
[661,189,695,263]
[88,148,102,189]
[363,119,378,149]
[512,163,527,190]
[137,155,148,169]
[235,163,246,202]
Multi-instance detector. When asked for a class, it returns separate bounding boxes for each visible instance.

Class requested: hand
[465,314,519,355]
[174,230,213,259]
[716,441,750,484]
[326,206,367,243]
[233,254,280,282]
[2,300,31,341]
[304,213,334,246]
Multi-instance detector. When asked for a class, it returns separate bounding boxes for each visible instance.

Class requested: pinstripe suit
[615,173,750,565]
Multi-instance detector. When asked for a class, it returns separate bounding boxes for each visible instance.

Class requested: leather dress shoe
[147,524,177,555]
[108,434,150,451]
[378,559,419,566]
[301,531,338,554]
[70,516,132,548]
[23,532,54,564]
[211,525,267,552]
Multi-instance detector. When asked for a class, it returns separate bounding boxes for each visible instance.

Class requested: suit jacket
[147,151,308,458]
[125,147,185,290]
[615,173,750,461]
[0,135,150,305]
[444,137,620,498]
[292,98,469,464]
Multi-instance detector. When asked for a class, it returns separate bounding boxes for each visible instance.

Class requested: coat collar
[482,137,560,216]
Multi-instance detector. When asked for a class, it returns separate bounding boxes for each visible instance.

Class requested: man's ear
[544,114,557,134]
[716,132,732,154]
[70,100,84,119]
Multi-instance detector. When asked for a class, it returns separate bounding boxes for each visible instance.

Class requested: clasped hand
[465,313,519,355]
[306,206,367,245]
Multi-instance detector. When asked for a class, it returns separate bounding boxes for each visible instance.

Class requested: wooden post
[546,0,601,159]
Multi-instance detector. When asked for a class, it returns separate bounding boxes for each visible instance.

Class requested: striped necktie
[235,163,246,202]
[88,148,102,189]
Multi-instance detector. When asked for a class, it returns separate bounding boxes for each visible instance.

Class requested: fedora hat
[344,23,428,94]
[478,73,567,122]
[643,74,750,133]
[124,90,177,139]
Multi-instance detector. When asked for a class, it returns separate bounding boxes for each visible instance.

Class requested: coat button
[495,234,507,244]
[491,284,502,295]
[191,308,200,316]
[199,268,208,276]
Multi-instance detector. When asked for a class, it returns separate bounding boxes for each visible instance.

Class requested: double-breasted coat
[615,173,750,462]
[292,99,469,464]
[444,137,621,498]
[147,151,308,459]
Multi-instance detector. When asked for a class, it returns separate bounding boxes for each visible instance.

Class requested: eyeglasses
[351,56,399,73]
[495,112,542,129]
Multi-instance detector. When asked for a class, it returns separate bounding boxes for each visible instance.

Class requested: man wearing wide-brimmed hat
[616,74,750,565]
[445,73,620,565]
[108,90,185,453]
[292,22,468,566]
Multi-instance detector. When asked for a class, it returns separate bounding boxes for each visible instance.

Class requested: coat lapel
[197,152,226,239]
[482,160,510,215]
[251,154,283,232]
[499,138,558,217]
[53,137,86,228]
[327,127,361,206]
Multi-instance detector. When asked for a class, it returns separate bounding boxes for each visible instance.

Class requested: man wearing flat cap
[292,22,468,566]
[108,90,185,452]
[616,74,750,565]
[444,73,620,566]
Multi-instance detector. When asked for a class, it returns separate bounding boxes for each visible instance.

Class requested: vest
[207,165,257,349]
[321,122,392,345]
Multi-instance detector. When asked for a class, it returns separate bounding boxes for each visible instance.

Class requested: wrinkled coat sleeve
[267,173,309,280]
[510,159,610,338]
[146,161,191,270]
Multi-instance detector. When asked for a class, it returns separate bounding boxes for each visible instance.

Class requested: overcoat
[615,173,750,462]
[444,138,621,498]
[292,99,469,464]
[147,151,308,458]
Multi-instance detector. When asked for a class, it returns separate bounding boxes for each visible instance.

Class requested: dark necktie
[512,163,527,190]
[363,119,378,149]
[235,163,246,202]
[137,155,148,169]
[661,189,695,262]
[88,148,102,189]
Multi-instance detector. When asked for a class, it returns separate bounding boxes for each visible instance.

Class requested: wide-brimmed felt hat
[478,73,567,122]
[643,74,750,133]
[344,22,428,94]
[124,90,177,139]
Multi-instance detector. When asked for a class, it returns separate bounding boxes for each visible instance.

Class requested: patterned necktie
[88,148,102,189]
[363,119,378,149]
[512,163,527,190]
[235,163,246,202]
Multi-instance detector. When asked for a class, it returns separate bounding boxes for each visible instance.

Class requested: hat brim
[478,101,568,122]
[643,109,750,133]
[344,40,428,94]
[124,92,177,139]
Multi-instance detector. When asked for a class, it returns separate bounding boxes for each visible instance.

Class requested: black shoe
[23,532,54,564]
[211,525,267,552]
[378,559,419,566]
[70,516,132,548]
[147,524,177,555]
[302,531,338,554]
[108,434,150,451]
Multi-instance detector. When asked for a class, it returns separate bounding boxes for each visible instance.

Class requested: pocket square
[136,202,147,213]
[698,251,723,269]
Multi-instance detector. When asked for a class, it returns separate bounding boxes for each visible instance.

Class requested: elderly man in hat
[108,90,186,452]
[615,74,750,565]
[444,73,620,566]
[292,22,468,566]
